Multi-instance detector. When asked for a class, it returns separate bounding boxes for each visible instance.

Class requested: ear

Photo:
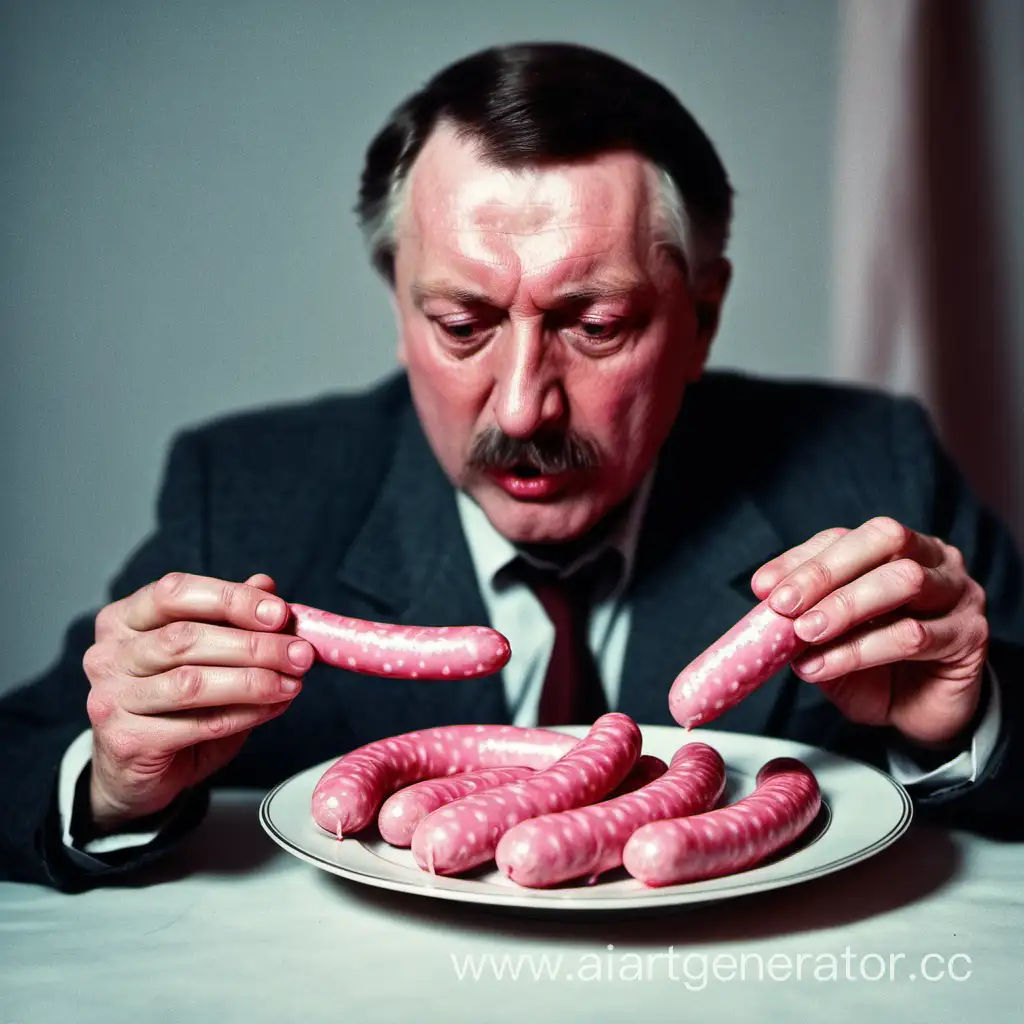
[693,258,732,341]
[388,286,409,368]
[684,257,732,382]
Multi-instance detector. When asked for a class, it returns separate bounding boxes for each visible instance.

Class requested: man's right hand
[82,571,313,833]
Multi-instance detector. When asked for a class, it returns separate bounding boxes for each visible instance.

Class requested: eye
[442,322,479,340]
[431,314,499,353]
[579,321,618,340]
[565,318,623,344]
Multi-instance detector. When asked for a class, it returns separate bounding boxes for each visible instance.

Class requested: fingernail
[288,641,313,669]
[797,611,828,641]
[798,653,824,675]
[281,678,301,694]
[771,585,801,614]
[256,600,283,626]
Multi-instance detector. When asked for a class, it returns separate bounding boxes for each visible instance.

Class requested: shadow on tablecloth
[316,822,964,945]
[101,794,281,887]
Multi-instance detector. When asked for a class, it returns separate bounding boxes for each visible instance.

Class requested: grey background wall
[1,0,1020,696]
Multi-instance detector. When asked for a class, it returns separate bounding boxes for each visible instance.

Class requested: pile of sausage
[293,600,821,888]
[309,713,821,888]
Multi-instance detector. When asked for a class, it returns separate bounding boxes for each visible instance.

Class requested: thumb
[812,667,893,728]
[192,729,254,785]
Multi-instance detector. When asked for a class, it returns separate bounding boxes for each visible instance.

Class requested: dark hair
[357,42,733,283]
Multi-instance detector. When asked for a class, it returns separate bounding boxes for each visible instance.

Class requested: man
[2,42,1022,891]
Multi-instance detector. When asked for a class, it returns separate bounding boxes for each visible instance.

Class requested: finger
[120,621,314,678]
[94,599,135,643]
[120,572,291,635]
[118,665,302,715]
[245,573,278,595]
[102,701,293,763]
[791,613,968,682]
[751,527,851,596]
[765,517,948,617]
[792,559,965,644]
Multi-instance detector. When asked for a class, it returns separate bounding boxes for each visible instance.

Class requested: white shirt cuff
[58,729,175,862]
[886,663,1003,791]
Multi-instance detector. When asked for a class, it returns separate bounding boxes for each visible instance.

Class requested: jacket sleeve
[0,429,214,890]
[888,395,1024,836]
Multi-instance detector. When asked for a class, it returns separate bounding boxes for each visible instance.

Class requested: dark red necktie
[511,552,620,726]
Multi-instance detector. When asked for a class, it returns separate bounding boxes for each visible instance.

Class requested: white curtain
[832,0,1022,545]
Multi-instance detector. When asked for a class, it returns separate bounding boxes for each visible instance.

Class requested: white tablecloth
[2,791,1022,1024]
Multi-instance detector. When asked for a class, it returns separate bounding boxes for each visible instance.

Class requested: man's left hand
[751,516,990,750]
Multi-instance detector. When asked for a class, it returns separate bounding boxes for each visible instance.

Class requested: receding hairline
[386,122,698,279]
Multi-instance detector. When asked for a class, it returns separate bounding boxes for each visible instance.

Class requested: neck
[514,496,634,571]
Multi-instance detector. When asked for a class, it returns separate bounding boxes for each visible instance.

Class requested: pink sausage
[311,725,577,838]
[378,766,536,847]
[289,602,511,680]
[380,755,666,850]
[622,757,821,886]
[495,743,726,888]
[668,600,808,729]
[604,754,669,798]
[411,713,643,876]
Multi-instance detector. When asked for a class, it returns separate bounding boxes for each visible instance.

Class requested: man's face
[391,123,728,545]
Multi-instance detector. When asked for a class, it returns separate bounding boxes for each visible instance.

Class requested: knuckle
[246,630,265,664]
[844,634,867,671]
[946,544,967,573]
[94,603,119,639]
[171,666,205,705]
[889,558,926,595]
[242,666,274,698]
[205,710,236,739]
[219,581,241,618]
[867,515,909,550]
[895,617,928,655]
[82,643,111,682]
[820,526,850,545]
[85,687,116,727]
[103,728,142,765]
[156,571,190,606]
[972,615,990,652]
[801,559,834,592]
[159,620,201,658]
[831,586,859,621]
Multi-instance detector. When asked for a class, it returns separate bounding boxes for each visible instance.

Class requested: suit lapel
[617,386,791,734]
[332,402,510,724]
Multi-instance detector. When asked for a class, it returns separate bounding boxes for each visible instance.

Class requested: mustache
[466,427,602,475]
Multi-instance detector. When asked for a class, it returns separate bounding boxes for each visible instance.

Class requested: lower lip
[485,469,571,500]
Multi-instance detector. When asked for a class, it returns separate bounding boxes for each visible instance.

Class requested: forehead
[397,123,662,290]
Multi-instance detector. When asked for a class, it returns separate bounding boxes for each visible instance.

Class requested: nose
[491,319,565,438]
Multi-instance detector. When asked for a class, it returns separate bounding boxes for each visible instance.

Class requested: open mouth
[484,463,570,500]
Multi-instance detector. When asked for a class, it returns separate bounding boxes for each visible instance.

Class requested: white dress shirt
[57,481,1003,863]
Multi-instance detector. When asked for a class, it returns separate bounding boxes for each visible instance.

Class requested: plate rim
[258,727,914,911]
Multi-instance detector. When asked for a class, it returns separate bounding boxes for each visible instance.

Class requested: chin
[475,493,601,546]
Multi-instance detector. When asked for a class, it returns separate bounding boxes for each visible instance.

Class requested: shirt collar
[455,461,658,591]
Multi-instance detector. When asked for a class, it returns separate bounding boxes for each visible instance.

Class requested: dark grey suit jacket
[3,370,1023,890]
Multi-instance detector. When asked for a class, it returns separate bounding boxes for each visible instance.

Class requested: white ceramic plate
[259,725,912,911]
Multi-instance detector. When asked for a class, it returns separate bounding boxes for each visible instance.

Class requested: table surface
[2,790,1022,1024]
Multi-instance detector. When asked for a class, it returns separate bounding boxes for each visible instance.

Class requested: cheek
[570,340,687,490]
[400,323,490,456]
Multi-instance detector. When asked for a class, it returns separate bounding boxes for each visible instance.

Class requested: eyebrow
[411,274,651,309]
[411,283,491,308]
